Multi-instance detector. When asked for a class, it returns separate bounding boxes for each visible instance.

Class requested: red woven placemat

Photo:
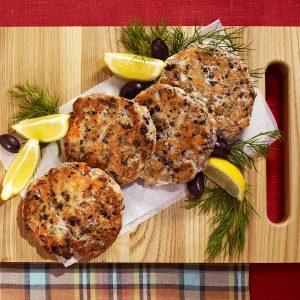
[0,0,299,26]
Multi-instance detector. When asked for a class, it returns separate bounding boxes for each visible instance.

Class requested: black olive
[119,81,148,99]
[0,134,20,153]
[151,38,169,61]
[143,81,155,88]
[187,172,205,197]
[211,137,231,158]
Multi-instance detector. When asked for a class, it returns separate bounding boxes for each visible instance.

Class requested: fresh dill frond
[249,67,265,79]
[7,83,60,121]
[248,67,265,85]
[184,194,203,209]
[185,185,257,260]
[168,26,192,54]
[228,130,283,171]
[120,18,253,57]
[120,17,202,56]
[184,130,282,259]
[120,17,153,56]
[206,192,256,259]
[203,26,252,54]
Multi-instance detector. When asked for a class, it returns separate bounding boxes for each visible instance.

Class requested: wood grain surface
[0,27,299,263]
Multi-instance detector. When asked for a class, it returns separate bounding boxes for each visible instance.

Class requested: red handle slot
[265,63,286,223]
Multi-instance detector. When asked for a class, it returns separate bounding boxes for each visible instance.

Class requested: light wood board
[0,27,299,263]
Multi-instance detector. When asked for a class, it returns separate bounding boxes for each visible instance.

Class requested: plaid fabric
[0,263,248,300]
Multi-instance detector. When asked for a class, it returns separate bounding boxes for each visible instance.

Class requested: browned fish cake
[22,162,123,260]
[158,47,256,140]
[63,94,156,185]
[134,83,217,185]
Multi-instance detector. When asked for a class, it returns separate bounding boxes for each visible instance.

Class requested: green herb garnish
[7,83,60,121]
[120,17,191,57]
[248,67,265,79]
[248,67,265,85]
[185,186,257,260]
[202,26,252,54]
[228,130,283,171]
[185,129,282,260]
[7,83,61,154]
[121,18,252,57]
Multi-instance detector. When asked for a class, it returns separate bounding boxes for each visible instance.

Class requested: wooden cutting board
[0,27,299,263]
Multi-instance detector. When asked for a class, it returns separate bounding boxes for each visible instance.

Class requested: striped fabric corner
[0,263,249,300]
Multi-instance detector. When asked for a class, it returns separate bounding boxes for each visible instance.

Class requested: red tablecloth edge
[250,264,300,300]
[0,0,300,27]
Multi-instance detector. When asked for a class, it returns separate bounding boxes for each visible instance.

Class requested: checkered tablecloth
[0,263,248,300]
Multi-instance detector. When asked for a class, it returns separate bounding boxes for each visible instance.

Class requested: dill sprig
[248,67,265,85]
[228,130,283,171]
[202,26,252,54]
[185,186,257,260]
[120,17,253,57]
[7,83,62,155]
[7,83,60,121]
[248,67,264,79]
[120,17,201,56]
[185,130,282,259]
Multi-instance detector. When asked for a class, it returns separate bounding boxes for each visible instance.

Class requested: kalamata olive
[119,81,147,99]
[187,172,205,197]
[0,134,21,153]
[151,38,169,61]
[143,81,155,88]
[211,137,231,158]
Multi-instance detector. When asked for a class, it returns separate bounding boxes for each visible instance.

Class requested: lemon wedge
[1,138,40,201]
[12,114,70,143]
[104,53,167,81]
[203,157,245,200]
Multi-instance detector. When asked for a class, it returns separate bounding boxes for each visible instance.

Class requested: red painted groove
[265,64,285,223]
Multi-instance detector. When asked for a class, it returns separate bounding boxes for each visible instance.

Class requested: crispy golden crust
[158,47,256,140]
[134,83,217,185]
[22,163,123,260]
[63,94,156,185]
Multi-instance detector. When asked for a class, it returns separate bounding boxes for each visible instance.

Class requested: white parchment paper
[0,20,277,267]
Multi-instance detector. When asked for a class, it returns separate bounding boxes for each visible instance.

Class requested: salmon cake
[23,162,123,260]
[134,83,217,185]
[63,94,156,185]
[158,47,256,140]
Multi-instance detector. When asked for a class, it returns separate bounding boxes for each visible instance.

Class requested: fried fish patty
[63,94,156,185]
[158,47,256,140]
[23,162,123,260]
[134,83,217,185]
